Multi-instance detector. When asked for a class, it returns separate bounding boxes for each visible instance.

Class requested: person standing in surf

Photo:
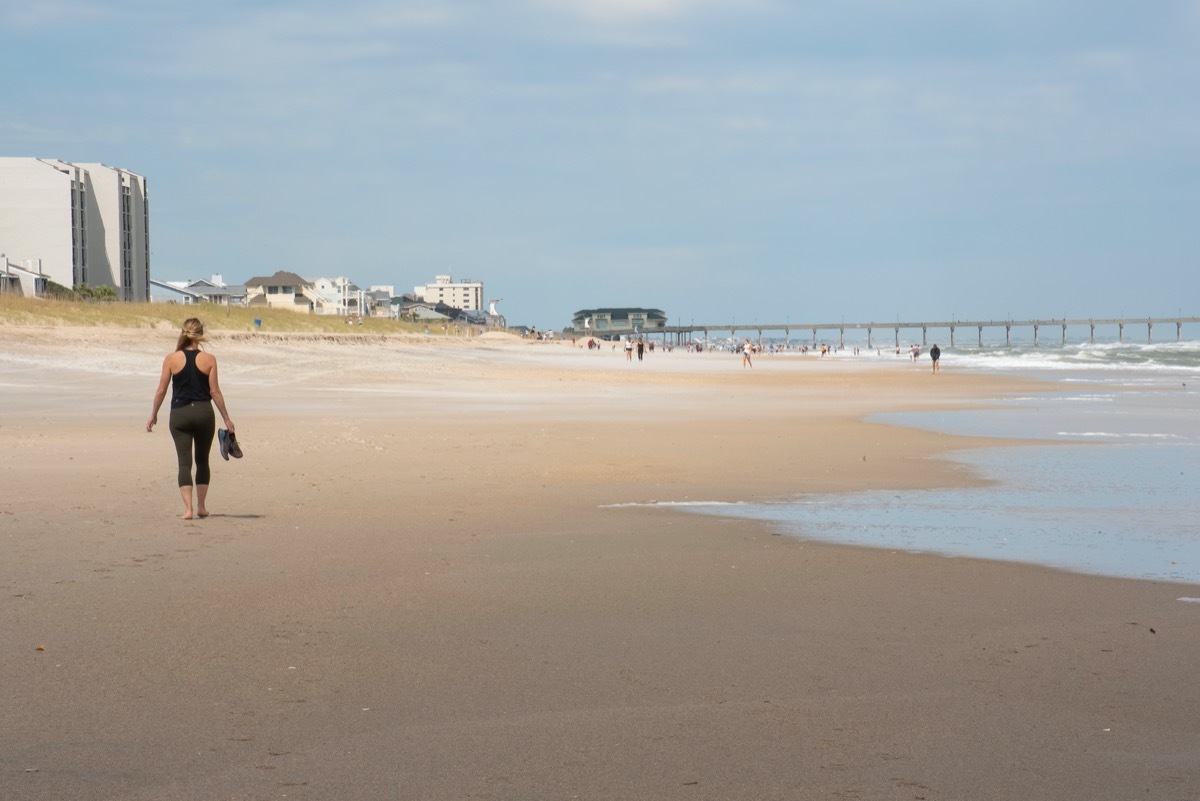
[146,318,236,519]
[930,343,941,374]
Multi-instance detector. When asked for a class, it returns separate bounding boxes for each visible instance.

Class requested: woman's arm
[207,357,235,434]
[146,356,172,432]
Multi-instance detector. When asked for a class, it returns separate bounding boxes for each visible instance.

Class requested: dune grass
[0,295,436,335]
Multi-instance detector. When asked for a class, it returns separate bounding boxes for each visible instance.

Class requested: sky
[2,0,1198,330]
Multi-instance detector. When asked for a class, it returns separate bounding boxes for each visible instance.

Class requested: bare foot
[181,512,194,520]
[197,510,210,519]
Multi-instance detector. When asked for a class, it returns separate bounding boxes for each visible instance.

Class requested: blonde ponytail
[175,317,207,351]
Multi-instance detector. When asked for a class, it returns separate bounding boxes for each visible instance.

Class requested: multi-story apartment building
[413,274,484,312]
[0,158,150,301]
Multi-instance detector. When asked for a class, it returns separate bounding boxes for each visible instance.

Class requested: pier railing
[656,317,1200,348]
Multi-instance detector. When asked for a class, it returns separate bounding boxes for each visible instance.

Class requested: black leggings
[169,401,215,487]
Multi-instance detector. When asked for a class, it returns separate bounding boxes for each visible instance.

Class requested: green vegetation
[0,295,435,335]
[45,280,76,300]
[73,284,120,302]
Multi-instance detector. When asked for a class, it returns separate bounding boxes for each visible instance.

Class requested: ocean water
[673,339,1200,587]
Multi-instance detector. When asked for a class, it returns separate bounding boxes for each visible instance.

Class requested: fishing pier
[661,317,1200,349]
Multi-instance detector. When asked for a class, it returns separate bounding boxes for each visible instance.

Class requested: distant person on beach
[146,318,236,520]
[742,339,753,368]
[625,337,634,361]
[636,337,645,361]
[930,344,941,374]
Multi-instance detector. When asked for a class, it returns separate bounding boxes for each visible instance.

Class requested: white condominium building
[0,158,150,301]
[414,274,483,311]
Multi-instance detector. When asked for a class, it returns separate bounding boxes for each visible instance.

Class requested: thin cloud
[0,121,80,149]
[536,0,700,23]
[0,0,108,28]
[152,3,460,81]
[527,0,781,46]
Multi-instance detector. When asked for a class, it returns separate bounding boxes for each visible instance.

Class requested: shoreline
[2,326,1197,800]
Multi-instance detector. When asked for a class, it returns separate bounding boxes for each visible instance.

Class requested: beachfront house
[245,270,318,313]
[364,287,394,317]
[300,277,396,318]
[0,254,49,297]
[393,296,459,321]
[570,307,668,336]
[308,275,370,317]
[150,275,246,306]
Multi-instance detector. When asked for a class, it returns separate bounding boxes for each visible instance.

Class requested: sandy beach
[2,325,1197,801]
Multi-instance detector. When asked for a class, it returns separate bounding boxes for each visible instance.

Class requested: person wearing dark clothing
[930,344,941,374]
[147,318,236,519]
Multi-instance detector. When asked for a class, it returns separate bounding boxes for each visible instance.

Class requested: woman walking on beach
[146,318,236,519]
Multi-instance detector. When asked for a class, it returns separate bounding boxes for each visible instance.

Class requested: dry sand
[2,326,1197,800]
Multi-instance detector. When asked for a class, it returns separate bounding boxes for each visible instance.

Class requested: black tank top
[170,349,212,408]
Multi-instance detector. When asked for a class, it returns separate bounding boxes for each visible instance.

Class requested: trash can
[253,319,261,330]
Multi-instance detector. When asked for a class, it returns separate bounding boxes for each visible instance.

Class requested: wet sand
[2,326,1197,800]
